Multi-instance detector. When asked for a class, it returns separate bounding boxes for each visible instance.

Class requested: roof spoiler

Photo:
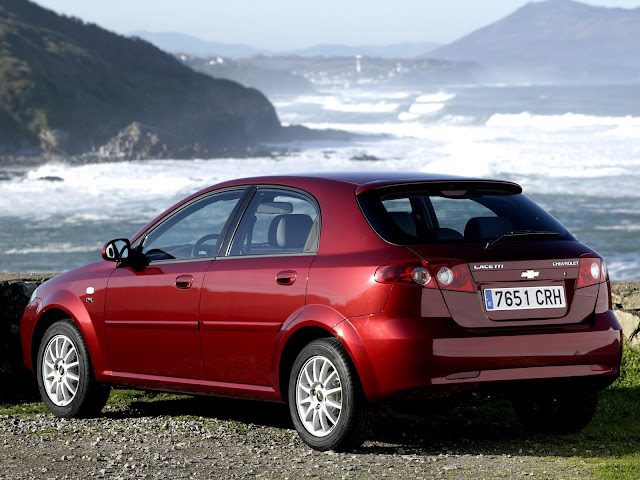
[354,179,523,196]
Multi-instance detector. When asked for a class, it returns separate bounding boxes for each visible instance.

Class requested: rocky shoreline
[0,122,357,168]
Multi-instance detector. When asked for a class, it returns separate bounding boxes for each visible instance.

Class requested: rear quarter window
[430,197,496,234]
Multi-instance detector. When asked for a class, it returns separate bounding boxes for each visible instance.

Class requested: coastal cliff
[0,0,282,161]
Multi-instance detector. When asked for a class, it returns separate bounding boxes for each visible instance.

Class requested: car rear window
[357,184,575,245]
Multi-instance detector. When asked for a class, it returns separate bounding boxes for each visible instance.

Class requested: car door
[104,188,248,379]
[200,187,320,386]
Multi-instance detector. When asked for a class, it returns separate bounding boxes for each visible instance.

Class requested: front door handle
[175,275,194,289]
[276,270,297,286]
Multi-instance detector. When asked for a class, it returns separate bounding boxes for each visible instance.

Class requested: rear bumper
[348,309,622,402]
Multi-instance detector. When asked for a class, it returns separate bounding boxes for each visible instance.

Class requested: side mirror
[102,238,149,271]
[102,239,131,262]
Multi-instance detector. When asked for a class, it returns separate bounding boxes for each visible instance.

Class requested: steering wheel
[191,234,219,258]
[144,248,175,261]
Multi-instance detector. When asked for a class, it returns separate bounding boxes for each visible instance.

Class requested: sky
[31,0,640,50]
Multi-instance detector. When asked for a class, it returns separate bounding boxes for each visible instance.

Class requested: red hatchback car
[21,172,621,451]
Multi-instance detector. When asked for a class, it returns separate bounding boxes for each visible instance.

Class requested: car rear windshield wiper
[485,230,559,250]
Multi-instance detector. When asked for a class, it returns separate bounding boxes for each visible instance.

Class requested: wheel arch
[30,307,72,372]
[275,304,380,403]
[30,293,110,381]
[278,326,333,402]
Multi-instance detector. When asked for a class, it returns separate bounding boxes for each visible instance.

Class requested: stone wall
[0,274,57,401]
[611,281,640,345]
[1,275,639,402]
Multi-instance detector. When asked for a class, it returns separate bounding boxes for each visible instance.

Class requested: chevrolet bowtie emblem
[521,270,540,280]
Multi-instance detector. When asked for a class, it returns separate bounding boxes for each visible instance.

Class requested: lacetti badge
[521,270,540,280]
[473,264,504,270]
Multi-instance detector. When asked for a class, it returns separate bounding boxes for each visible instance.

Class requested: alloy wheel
[295,355,343,437]
[42,334,80,407]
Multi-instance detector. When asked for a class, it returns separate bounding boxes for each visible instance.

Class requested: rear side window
[359,185,575,246]
[228,188,319,256]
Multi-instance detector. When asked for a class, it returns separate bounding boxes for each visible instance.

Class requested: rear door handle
[276,270,297,286]
[175,275,194,289]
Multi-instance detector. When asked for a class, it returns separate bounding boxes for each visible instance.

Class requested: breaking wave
[414,91,456,103]
[486,112,640,133]
[4,242,105,255]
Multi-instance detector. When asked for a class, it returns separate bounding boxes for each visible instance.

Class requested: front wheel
[36,319,110,418]
[513,389,599,434]
[288,338,368,451]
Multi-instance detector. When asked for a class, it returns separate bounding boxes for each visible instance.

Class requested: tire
[36,319,110,418]
[288,338,368,451]
[513,389,599,434]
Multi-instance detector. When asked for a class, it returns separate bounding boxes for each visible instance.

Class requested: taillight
[375,259,474,292]
[375,260,435,287]
[576,255,606,288]
[434,264,475,292]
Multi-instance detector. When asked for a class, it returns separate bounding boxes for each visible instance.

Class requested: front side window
[228,188,319,256]
[359,184,575,246]
[142,189,245,261]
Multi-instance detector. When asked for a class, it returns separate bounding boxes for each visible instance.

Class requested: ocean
[1,82,639,278]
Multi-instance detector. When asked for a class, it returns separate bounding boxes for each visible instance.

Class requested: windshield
[357,185,575,246]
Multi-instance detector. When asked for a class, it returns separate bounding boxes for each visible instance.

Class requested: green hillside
[0,0,281,158]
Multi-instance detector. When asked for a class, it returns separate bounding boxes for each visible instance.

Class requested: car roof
[214,172,522,195]
[130,172,522,243]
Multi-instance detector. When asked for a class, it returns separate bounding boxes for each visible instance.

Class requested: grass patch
[105,388,191,409]
[592,456,640,480]
[583,345,640,479]
[0,388,191,416]
[0,401,47,416]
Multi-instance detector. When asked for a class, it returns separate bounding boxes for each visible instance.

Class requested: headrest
[464,216,513,240]
[434,227,464,241]
[389,212,417,237]
[268,214,314,249]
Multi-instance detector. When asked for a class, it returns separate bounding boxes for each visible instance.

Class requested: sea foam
[486,112,640,132]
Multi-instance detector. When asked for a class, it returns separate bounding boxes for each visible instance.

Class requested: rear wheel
[36,319,110,418]
[513,389,599,434]
[288,338,368,451]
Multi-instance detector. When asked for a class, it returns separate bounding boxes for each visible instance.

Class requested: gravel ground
[0,394,594,480]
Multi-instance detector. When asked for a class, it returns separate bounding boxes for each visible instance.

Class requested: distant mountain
[134,31,440,60]
[429,0,640,82]
[285,42,440,59]
[0,0,281,159]
[131,31,268,59]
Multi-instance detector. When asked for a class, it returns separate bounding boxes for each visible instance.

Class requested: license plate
[484,286,566,311]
